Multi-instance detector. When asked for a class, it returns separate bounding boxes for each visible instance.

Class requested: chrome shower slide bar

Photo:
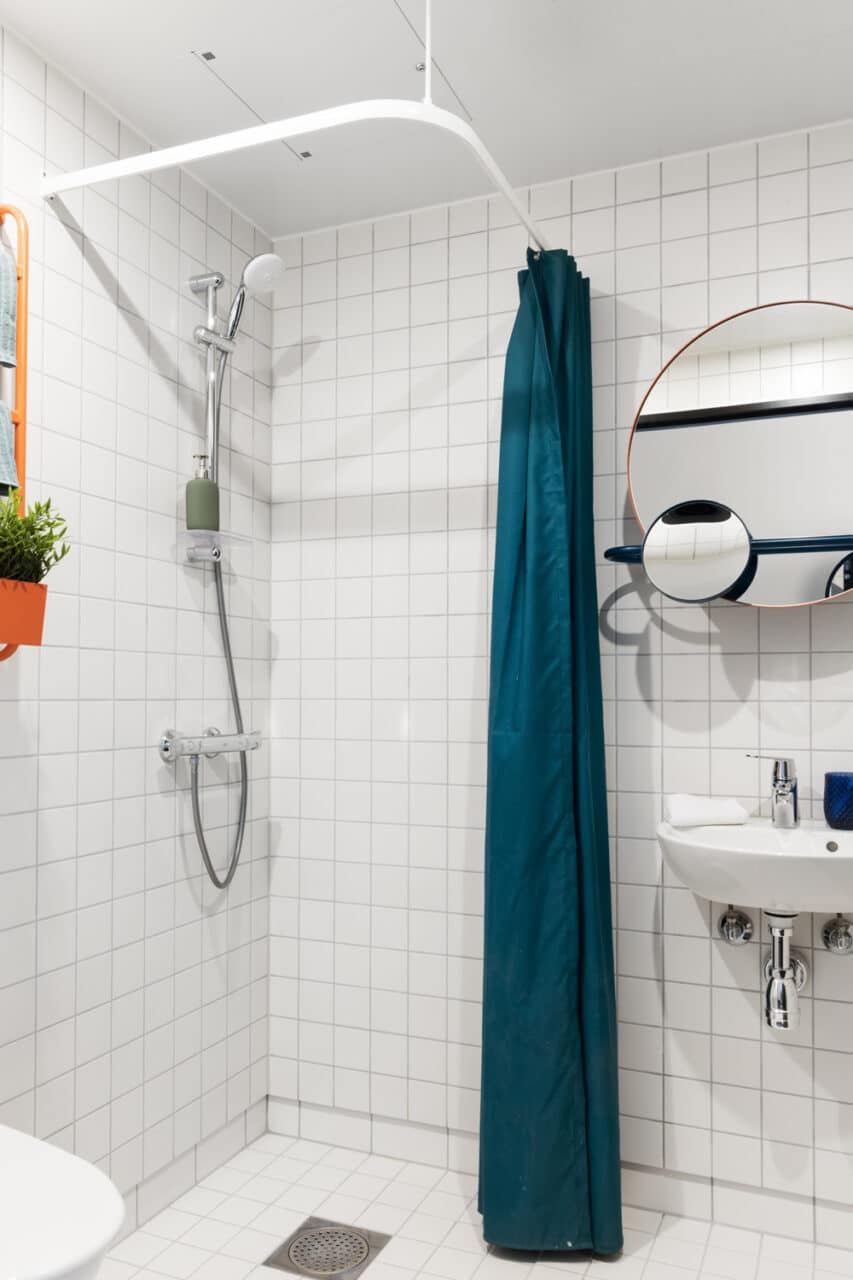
[158,728,261,763]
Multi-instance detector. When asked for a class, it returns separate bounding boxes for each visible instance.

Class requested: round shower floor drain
[287,1226,371,1276]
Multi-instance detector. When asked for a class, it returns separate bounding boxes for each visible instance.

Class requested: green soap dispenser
[186,454,220,531]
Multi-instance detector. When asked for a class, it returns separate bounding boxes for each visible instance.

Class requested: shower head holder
[188,271,224,294]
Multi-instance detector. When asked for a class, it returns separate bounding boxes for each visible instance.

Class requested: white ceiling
[4,0,853,236]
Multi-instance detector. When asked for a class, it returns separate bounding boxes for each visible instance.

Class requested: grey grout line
[8,24,853,1241]
[111,1131,853,1280]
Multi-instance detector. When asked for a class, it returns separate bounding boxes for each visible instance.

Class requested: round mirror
[628,300,853,606]
[643,501,754,603]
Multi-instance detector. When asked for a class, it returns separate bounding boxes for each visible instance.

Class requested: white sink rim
[657,817,853,914]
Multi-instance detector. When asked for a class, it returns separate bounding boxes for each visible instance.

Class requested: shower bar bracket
[186,541,222,563]
[159,728,261,763]
[194,324,236,354]
[41,97,551,252]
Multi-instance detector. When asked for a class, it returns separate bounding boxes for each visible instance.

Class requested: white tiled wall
[0,26,271,1204]
[9,10,853,1246]
[269,119,853,1246]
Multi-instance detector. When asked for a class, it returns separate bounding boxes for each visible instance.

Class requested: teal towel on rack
[0,401,19,495]
[0,243,17,368]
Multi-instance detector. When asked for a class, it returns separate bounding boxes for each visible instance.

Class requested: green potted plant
[0,488,69,657]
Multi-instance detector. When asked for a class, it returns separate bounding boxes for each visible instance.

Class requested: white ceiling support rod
[42,97,551,252]
[423,0,433,104]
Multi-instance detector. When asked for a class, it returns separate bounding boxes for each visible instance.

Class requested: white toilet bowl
[0,1123,125,1280]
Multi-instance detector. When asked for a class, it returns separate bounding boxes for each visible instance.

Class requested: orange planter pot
[0,578,47,648]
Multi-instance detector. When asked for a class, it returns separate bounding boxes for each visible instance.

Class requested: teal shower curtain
[478,250,622,1255]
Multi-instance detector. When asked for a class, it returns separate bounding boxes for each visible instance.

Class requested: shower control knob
[822,916,853,954]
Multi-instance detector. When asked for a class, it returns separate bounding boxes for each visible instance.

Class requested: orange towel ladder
[0,204,29,662]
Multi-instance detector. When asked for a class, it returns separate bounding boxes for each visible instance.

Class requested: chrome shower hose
[189,344,249,890]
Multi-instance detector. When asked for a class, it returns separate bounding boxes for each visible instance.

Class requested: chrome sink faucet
[747,754,799,827]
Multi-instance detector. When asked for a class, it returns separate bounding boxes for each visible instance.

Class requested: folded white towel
[664,794,749,828]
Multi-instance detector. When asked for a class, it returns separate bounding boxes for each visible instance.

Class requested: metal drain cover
[290,1226,369,1275]
[265,1218,391,1280]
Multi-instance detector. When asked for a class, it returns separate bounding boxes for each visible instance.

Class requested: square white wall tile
[0,23,271,1202]
[269,111,853,1240]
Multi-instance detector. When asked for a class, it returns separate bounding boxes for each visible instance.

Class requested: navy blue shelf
[605,534,853,564]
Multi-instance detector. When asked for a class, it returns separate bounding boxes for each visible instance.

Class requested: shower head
[242,253,285,294]
[224,253,285,340]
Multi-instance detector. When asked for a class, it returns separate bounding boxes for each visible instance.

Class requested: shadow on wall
[600,492,758,710]
[51,198,263,497]
[51,196,183,387]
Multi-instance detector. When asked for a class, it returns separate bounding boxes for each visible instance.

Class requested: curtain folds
[478,249,622,1255]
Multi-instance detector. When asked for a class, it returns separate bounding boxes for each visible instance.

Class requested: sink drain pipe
[764,913,808,1030]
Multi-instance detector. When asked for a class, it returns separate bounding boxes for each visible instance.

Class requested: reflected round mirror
[628,300,853,607]
[643,501,754,603]
[826,553,853,597]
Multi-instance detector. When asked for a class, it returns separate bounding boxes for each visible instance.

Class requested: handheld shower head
[243,253,285,294]
[224,253,285,340]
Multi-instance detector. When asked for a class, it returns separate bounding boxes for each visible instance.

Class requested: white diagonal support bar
[41,97,551,251]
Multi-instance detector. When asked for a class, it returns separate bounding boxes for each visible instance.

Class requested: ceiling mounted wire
[190,48,306,164]
[44,0,551,251]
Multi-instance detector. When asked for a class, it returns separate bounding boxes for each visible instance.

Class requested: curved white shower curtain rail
[41,97,551,252]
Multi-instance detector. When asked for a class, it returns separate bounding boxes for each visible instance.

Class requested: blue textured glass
[824,772,853,829]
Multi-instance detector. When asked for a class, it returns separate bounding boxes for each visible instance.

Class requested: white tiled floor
[104,1135,853,1280]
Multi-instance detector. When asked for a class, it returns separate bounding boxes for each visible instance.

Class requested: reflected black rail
[635,390,853,430]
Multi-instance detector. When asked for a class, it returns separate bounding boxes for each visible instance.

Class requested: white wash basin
[0,1124,125,1280]
[657,818,853,913]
